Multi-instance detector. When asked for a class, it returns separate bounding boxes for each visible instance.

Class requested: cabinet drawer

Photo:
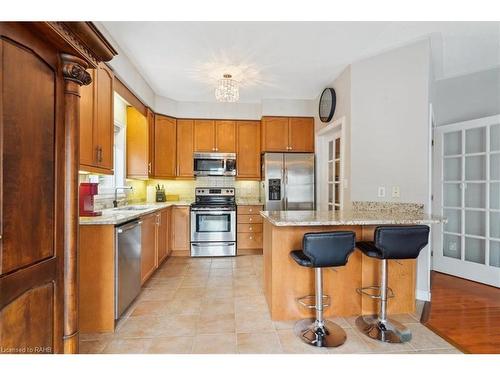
[237,223,263,233]
[237,214,263,224]
[237,232,263,249]
[237,205,263,215]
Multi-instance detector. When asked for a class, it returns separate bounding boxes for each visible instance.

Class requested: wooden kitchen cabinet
[154,114,177,178]
[170,206,190,255]
[157,208,170,265]
[194,119,215,152]
[236,120,261,180]
[127,106,151,178]
[237,205,264,253]
[79,62,114,174]
[261,116,314,153]
[194,119,236,152]
[141,213,157,285]
[176,119,194,178]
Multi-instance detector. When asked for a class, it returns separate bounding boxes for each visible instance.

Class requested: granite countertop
[260,210,446,227]
[79,201,193,226]
[236,198,263,206]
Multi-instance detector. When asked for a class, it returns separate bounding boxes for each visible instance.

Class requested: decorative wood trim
[114,77,147,116]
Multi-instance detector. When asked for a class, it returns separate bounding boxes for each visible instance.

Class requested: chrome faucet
[113,186,133,208]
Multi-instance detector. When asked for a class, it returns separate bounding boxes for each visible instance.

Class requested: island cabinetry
[237,205,264,254]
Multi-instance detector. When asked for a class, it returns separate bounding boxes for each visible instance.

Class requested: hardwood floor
[425,271,500,354]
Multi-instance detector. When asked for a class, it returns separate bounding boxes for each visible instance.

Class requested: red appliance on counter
[79,182,102,217]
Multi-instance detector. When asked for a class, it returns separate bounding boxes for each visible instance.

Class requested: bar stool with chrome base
[355,225,430,343]
[290,231,356,347]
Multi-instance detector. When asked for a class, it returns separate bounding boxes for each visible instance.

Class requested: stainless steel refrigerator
[261,153,315,211]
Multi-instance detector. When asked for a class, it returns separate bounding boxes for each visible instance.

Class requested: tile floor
[79,255,461,354]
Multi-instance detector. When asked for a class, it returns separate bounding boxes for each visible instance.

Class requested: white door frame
[316,117,346,211]
[432,114,500,287]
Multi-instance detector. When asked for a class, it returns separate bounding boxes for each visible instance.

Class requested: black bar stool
[355,225,430,343]
[290,231,356,347]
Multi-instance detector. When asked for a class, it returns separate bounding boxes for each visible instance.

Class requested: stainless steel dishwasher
[115,220,142,320]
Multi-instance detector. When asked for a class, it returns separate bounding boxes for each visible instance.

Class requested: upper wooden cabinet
[261,116,314,153]
[126,106,151,178]
[79,63,114,174]
[236,121,261,180]
[153,114,177,178]
[194,119,236,153]
[177,119,194,178]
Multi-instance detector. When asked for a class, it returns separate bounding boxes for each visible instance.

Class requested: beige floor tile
[174,287,207,299]
[234,295,268,314]
[130,300,171,317]
[192,334,237,354]
[323,316,351,328]
[206,276,233,288]
[156,314,198,337]
[273,320,297,331]
[235,311,275,333]
[179,276,209,288]
[167,257,190,265]
[233,284,263,297]
[103,338,152,354]
[233,257,254,269]
[406,323,455,350]
[200,298,235,316]
[237,332,283,354]
[147,336,194,354]
[413,347,463,354]
[210,268,233,277]
[197,313,236,334]
[79,339,109,354]
[277,330,327,354]
[116,316,162,338]
[204,286,234,299]
[354,329,413,353]
[232,267,256,278]
[79,332,115,341]
[210,259,233,269]
[325,328,372,354]
[139,288,176,302]
[168,296,202,315]
[146,276,183,288]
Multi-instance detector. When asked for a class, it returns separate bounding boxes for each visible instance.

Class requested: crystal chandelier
[215,74,239,102]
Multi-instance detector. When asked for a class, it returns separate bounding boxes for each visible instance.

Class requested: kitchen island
[260,208,444,321]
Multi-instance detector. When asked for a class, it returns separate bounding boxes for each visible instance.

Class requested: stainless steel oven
[193,152,236,176]
[190,187,236,257]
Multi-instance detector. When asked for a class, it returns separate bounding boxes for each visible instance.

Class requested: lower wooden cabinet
[237,205,264,252]
[170,206,190,255]
[141,213,157,285]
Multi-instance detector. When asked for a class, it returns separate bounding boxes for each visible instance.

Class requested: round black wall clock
[319,88,336,123]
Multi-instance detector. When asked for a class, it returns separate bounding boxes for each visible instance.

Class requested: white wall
[261,99,315,117]
[433,66,500,126]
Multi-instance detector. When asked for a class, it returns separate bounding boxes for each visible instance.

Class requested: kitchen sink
[113,205,154,211]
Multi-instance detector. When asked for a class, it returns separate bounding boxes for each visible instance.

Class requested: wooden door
[215,120,236,153]
[237,121,261,179]
[141,213,157,285]
[194,120,215,152]
[126,106,150,178]
[176,119,194,178]
[170,207,190,253]
[79,69,97,168]
[261,117,289,152]
[95,63,114,172]
[0,24,64,354]
[157,209,169,265]
[289,117,314,152]
[154,115,176,178]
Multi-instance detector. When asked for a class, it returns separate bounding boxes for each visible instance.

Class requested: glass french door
[433,116,500,287]
[327,132,342,211]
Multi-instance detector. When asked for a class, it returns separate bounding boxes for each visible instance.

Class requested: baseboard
[237,248,263,255]
[171,250,189,257]
[416,289,431,301]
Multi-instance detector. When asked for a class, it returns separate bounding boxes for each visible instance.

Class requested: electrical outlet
[392,186,400,198]
[377,186,386,198]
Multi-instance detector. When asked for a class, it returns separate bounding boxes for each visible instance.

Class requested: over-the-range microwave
[193,152,236,176]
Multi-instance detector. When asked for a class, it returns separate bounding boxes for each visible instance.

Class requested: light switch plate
[392,186,400,198]
[377,186,386,198]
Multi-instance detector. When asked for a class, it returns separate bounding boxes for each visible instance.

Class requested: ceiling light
[215,74,239,102]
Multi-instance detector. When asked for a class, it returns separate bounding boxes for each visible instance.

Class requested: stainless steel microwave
[193,152,236,176]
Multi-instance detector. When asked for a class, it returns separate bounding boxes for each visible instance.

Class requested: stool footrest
[296,295,330,309]
[356,286,395,299]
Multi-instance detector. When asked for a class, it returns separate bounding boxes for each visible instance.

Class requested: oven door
[190,210,236,242]
[193,157,225,176]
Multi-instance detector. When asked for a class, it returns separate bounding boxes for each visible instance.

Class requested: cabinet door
[194,119,215,152]
[289,117,314,152]
[237,121,261,179]
[215,120,236,152]
[261,117,289,152]
[126,106,150,178]
[95,63,114,172]
[157,209,169,265]
[141,213,157,285]
[79,69,97,168]
[170,206,190,252]
[177,119,194,178]
[154,115,176,178]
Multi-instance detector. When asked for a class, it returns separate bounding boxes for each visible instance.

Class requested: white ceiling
[101,21,500,103]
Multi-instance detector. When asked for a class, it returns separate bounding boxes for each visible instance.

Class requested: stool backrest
[374,225,430,260]
[303,231,356,268]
